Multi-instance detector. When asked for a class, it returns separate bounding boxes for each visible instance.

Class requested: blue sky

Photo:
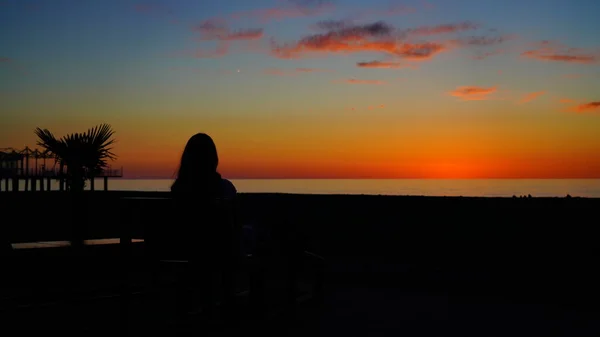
[1,0,599,178]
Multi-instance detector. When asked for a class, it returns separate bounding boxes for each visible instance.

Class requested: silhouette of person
[171,133,236,199]
[169,132,239,318]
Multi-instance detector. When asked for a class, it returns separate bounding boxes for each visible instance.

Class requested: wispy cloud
[193,20,264,41]
[402,22,480,36]
[559,98,575,104]
[339,78,386,85]
[520,91,545,104]
[356,60,406,68]
[522,41,599,64]
[449,86,497,101]
[455,34,515,60]
[459,35,512,46]
[562,73,583,79]
[0,57,11,62]
[271,21,447,60]
[189,19,264,58]
[570,101,600,113]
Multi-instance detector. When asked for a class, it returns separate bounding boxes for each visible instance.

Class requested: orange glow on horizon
[116,151,600,179]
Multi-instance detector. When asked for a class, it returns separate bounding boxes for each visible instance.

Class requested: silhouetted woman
[171,132,236,199]
[169,132,238,319]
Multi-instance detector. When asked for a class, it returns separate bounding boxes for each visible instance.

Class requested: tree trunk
[69,167,86,252]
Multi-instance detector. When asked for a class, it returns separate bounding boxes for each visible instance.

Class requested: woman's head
[179,133,218,173]
[172,133,221,193]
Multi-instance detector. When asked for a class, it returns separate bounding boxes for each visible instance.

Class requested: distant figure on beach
[171,132,237,198]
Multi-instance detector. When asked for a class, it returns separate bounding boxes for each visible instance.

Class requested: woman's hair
[171,133,222,195]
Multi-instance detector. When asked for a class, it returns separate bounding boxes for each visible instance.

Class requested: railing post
[119,198,132,335]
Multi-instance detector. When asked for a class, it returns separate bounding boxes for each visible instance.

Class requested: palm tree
[34,124,117,192]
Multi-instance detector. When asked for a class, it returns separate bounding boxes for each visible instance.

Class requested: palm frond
[34,124,117,187]
[34,128,64,162]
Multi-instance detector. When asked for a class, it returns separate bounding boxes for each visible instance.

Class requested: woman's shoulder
[220,178,237,198]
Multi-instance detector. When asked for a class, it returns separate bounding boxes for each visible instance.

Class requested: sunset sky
[1,0,599,178]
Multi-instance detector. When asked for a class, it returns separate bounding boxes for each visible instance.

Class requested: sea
[4,179,600,198]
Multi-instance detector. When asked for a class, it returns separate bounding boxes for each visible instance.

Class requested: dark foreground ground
[1,192,600,336]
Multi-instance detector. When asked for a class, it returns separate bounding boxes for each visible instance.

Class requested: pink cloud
[520,91,546,104]
[521,41,599,64]
[570,101,600,113]
[449,86,497,101]
[189,20,264,57]
[270,21,448,60]
[356,60,406,68]
[559,98,575,104]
